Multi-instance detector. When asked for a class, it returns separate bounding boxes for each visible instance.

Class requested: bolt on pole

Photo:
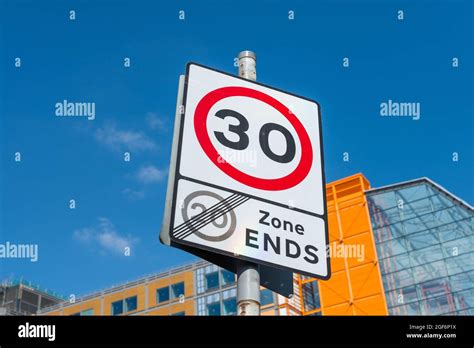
[236,50,261,316]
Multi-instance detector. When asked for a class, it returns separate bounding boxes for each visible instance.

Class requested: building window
[221,270,235,286]
[260,289,274,306]
[223,297,237,315]
[302,281,320,312]
[196,265,219,294]
[111,300,123,316]
[81,308,94,316]
[112,297,137,315]
[197,293,220,316]
[171,311,185,316]
[157,287,170,303]
[205,271,219,291]
[207,301,221,316]
[171,282,185,299]
[125,296,137,312]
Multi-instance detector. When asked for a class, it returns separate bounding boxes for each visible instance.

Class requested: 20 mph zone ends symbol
[170,63,330,279]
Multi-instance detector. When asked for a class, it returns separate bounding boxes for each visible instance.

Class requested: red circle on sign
[194,86,313,191]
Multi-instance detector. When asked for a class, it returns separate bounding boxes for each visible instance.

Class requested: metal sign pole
[236,50,261,316]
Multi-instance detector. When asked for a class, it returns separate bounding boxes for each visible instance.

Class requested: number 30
[213,109,296,163]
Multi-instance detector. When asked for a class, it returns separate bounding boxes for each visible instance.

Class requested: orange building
[36,173,473,316]
[315,174,387,315]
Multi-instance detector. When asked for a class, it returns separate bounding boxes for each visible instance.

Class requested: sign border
[194,86,314,191]
[169,62,331,280]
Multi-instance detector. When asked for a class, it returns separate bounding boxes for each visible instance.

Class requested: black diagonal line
[174,194,246,239]
[177,196,250,241]
[173,194,240,235]
[173,193,238,233]
[177,197,249,241]
[173,193,238,232]
[175,196,249,239]
[174,194,242,236]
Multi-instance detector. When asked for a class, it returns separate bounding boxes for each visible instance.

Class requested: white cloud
[73,227,94,242]
[95,122,156,152]
[122,188,145,200]
[146,112,166,131]
[136,165,166,184]
[73,218,138,255]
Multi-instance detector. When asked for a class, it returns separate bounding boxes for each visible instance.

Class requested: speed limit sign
[167,63,330,279]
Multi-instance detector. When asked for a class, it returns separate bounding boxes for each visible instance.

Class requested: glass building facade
[367,178,474,315]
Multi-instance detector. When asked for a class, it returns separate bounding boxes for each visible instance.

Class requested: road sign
[168,63,330,280]
[160,75,294,297]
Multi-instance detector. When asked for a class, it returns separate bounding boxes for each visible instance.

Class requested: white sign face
[169,63,330,279]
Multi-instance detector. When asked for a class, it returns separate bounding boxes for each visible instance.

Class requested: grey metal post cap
[238,50,256,60]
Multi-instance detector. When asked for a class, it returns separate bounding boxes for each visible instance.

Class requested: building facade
[367,178,473,315]
[36,260,287,316]
[0,280,64,315]
[29,174,473,316]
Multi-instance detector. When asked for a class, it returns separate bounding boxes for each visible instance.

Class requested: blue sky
[0,0,472,297]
